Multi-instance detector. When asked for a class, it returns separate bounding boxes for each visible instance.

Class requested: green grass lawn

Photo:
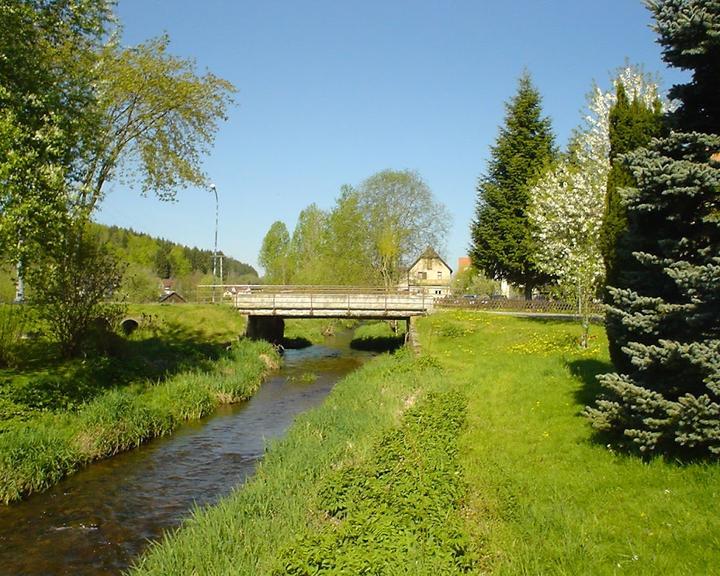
[420,310,720,575]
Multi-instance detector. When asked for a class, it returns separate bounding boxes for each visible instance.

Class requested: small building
[457,256,472,272]
[159,291,186,304]
[407,246,453,297]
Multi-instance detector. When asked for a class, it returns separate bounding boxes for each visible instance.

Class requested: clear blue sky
[96,0,686,274]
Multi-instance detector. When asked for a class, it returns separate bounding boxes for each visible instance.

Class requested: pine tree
[600,82,663,369]
[470,72,556,299]
[647,0,720,134]
[587,1,720,457]
[587,133,720,456]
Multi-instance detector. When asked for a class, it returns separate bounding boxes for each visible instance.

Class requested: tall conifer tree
[600,82,663,369]
[470,72,555,299]
[587,1,720,457]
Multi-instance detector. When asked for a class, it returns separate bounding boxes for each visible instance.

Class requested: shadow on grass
[1,323,228,414]
[567,355,711,463]
[566,358,612,407]
[350,335,405,353]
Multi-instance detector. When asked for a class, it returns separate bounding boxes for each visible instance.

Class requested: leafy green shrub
[28,223,127,358]
[276,391,475,575]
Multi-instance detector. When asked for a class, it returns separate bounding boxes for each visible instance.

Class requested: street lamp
[209,183,221,303]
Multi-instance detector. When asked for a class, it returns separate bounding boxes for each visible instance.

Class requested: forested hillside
[94,224,258,301]
[0,225,257,303]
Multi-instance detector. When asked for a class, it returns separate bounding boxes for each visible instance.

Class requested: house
[159,291,186,304]
[407,246,453,297]
[457,256,472,272]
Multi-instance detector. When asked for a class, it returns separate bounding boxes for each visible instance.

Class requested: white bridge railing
[197,285,433,318]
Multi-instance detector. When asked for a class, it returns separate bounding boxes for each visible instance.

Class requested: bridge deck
[207,286,434,318]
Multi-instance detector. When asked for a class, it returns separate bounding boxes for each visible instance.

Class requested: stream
[0,332,371,575]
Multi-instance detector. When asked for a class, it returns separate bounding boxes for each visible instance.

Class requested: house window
[437,271,442,279]
[417,271,427,280]
[425,259,433,271]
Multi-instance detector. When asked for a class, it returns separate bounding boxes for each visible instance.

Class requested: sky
[95,0,688,275]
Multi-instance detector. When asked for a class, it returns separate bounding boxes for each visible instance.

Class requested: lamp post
[209,183,220,303]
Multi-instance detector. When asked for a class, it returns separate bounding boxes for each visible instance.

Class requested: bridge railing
[195,285,433,316]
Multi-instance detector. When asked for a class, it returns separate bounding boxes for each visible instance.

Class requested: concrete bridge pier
[246,316,285,344]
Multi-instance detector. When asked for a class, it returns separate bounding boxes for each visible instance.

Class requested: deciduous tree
[357,170,450,289]
[259,221,291,284]
[0,0,112,265]
[73,35,236,216]
[529,68,660,347]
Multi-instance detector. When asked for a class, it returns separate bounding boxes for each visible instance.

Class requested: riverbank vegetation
[0,304,277,503]
[131,311,719,574]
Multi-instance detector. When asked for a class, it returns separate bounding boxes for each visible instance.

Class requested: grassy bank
[130,350,451,574]
[0,304,278,503]
[1,304,249,430]
[131,311,718,575]
[419,311,720,575]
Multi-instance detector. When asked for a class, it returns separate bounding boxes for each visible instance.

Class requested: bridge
[198,285,434,343]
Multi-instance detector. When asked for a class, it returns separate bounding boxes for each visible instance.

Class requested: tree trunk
[524,284,533,301]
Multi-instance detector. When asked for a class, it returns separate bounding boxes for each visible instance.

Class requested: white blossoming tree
[530,149,607,347]
[529,67,660,347]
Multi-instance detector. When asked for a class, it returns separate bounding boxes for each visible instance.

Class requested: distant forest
[94,224,258,302]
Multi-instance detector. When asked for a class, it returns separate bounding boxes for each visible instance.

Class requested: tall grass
[0,339,277,503]
[130,350,445,575]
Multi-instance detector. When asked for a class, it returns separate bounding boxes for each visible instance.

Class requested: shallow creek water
[0,332,371,575]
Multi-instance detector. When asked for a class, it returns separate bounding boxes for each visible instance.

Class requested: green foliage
[287,205,328,285]
[0,0,112,265]
[588,133,720,457]
[451,265,500,297]
[320,185,375,285]
[28,223,126,358]
[600,81,663,338]
[470,72,556,298]
[358,170,450,288]
[259,221,291,283]
[646,0,720,134]
[262,173,450,288]
[74,35,236,214]
[276,391,473,575]
[591,6,720,458]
